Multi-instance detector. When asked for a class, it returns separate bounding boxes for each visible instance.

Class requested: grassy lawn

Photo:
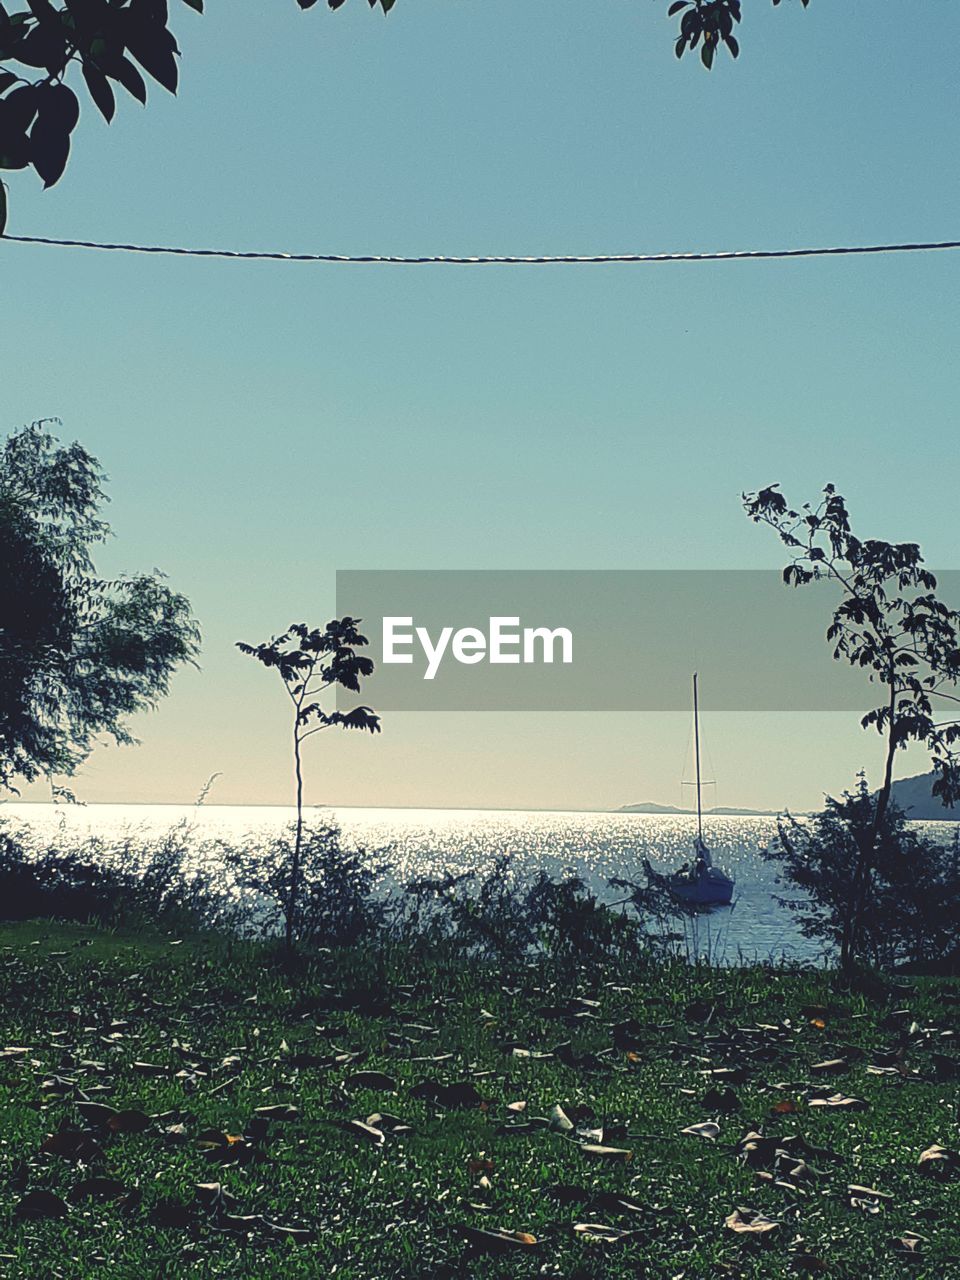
[0,922,958,1278]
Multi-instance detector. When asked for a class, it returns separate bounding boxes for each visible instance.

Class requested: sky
[4,0,960,812]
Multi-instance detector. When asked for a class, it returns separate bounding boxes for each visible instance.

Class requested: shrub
[224,822,389,948]
[766,774,960,970]
[401,855,657,968]
[0,818,233,935]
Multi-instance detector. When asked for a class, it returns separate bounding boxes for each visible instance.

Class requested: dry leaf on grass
[725,1207,780,1236]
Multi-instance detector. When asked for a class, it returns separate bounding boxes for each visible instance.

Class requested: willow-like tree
[0,0,809,233]
[0,418,199,792]
[237,620,380,950]
[743,483,960,971]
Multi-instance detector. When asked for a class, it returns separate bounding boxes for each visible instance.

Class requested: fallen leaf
[459,1226,538,1254]
[847,1183,892,1202]
[39,1129,103,1161]
[68,1177,137,1206]
[345,1070,397,1092]
[107,1109,152,1134]
[578,1143,633,1162]
[791,1250,831,1273]
[808,1094,867,1111]
[681,1121,720,1141]
[266,1222,316,1243]
[725,1207,780,1235]
[890,1232,926,1258]
[409,1080,483,1109]
[345,1119,385,1145]
[253,1104,299,1122]
[149,1199,195,1228]
[15,1190,70,1220]
[572,1222,637,1243]
[365,1111,413,1134]
[548,1104,575,1133]
[918,1143,959,1176]
[75,1101,118,1127]
[810,1059,848,1075]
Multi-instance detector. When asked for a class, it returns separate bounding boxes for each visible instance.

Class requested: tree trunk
[287,729,304,952]
[845,673,897,973]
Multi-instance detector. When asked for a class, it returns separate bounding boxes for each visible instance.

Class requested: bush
[0,818,233,934]
[400,855,655,968]
[766,774,960,970]
[224,822,389,948]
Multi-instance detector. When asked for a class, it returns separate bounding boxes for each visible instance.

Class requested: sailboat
[667,673,735,907]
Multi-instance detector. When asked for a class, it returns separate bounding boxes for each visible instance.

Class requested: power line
[3,232,960,266]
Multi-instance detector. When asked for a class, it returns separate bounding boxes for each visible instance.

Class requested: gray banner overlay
[334,570,960,712]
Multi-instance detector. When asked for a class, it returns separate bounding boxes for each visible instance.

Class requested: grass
[0,923,958,1278]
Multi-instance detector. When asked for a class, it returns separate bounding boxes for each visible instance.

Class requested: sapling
[237,618,380,950]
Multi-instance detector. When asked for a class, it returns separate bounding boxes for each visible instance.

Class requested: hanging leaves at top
[0,0,812,229]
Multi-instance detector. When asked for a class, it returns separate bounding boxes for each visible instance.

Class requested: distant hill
[619,801,779,817]
[888,771,960,821]
[620,774,960,822]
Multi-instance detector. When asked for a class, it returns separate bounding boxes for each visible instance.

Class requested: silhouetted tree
[768,775,960,971]
[0,0,811,232]
[744,483,960,970]
[237,618,380,949]
[0,418,199,793]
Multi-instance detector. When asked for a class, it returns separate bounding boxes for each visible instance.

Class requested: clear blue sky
[4,0,960,810]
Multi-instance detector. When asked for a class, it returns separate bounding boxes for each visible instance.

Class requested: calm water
[5,803,955,965]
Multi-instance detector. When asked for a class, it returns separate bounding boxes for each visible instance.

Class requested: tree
[768,775,960,971]
[743,483,960,970]
[0,0,811,234]
[0,418,199,791]
[236,619,380,950]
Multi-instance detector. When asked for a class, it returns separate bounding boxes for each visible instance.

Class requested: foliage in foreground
[0,0,812,234]
[0,924,958,1278]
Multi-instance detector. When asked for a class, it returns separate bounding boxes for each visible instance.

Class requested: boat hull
[669,872,735,906]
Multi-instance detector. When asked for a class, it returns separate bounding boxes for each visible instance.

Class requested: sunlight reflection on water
[6,804,955,966]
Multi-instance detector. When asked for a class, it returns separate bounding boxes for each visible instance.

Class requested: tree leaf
[125,21,179,94]
[106,55,148,104]
[30,84,80,187]
[82,61,116,122]
[4,83,38,133]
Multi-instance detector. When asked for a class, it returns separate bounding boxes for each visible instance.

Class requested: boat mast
[693,671,703,844]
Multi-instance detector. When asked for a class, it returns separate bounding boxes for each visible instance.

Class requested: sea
[4,804,956,966]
